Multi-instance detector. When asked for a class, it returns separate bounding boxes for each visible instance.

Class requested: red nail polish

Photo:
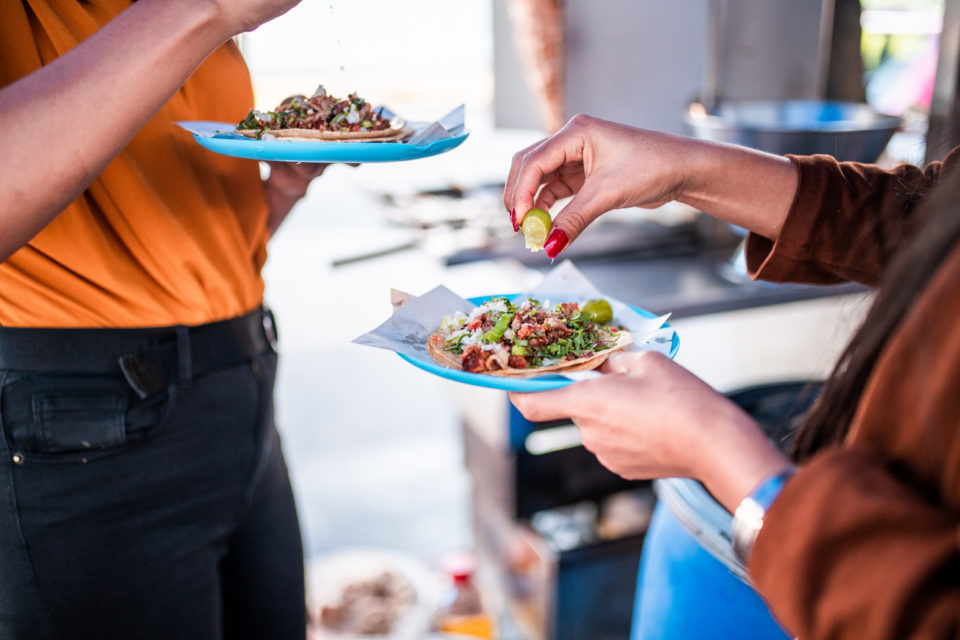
[544,228,568,258]
[510,208,519,232]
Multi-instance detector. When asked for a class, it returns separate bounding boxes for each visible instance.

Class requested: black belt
[0,306,278,398]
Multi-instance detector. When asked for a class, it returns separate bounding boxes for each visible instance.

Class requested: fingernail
[510,208,519,232]
[544,228,568,258]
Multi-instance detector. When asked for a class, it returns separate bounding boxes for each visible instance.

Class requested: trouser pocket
[33,393,127,453]
[0,370,172,463]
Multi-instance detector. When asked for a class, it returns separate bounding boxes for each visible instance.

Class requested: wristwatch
[732,466,797,565]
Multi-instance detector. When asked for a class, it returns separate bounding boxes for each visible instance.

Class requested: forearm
[0,0,232,261]
[675,138,799,242]
[264,181,307,235]
[262,161,332,235]
[697,406,793,514]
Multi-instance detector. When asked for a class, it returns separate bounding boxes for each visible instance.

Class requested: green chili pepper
[483,313,512,343]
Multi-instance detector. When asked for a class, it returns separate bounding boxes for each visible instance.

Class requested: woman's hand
[508,351,792,511]
[263,162,330,234]
[207,0,303,38]
[504,115,690,255]
[503,114,798,259]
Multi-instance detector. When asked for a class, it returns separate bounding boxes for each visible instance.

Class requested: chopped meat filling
[441,297,620,374]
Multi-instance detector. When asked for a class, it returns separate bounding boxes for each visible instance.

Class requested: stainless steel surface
[703,0,834,108]
[532,253,867,320]
[686,99,901,162]
[926,0,960,162]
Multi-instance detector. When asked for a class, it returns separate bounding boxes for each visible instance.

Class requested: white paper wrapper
[404,104,465,145]
[352,260,675,382]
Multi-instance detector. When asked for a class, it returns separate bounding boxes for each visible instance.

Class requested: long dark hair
[792,162,960,460]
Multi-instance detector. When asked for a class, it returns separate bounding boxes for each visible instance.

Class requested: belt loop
[175,325,192,384]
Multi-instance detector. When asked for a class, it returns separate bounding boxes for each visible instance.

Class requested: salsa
[438,297,623,373]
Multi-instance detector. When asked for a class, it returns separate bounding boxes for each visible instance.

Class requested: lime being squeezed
[520,208,552,251]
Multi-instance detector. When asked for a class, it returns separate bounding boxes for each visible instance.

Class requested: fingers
[599,351,632,376]
[505,124,586,223]
[503,138,549,213]
[301,163,329,180]
[508,387,580,423]
[600,350,671,377]
[543,181,610,258]
[504,116,626,259]
[533,178,576,213]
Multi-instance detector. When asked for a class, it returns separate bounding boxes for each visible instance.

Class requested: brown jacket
[744,153,960,639]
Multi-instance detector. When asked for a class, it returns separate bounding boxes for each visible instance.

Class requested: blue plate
[177,121,469,164]
[397,294,679,393]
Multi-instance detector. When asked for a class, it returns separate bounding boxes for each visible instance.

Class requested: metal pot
[685,99,901,162]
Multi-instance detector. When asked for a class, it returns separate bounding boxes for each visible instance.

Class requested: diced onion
[346,104,361,124]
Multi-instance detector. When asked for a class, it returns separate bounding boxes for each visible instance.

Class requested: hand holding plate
[509,350,790,512]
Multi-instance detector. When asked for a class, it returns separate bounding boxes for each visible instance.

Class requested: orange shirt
[0,0,270,327]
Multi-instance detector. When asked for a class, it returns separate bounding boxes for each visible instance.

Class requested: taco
[427,297,632,378]
[235,85,411,142]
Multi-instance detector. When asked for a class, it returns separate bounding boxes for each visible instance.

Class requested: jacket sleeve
[749,446,960,640]
[748,245,960,638]
[745,150,960,286]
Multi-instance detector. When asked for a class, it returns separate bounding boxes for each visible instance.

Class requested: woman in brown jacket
[505,114,960,639]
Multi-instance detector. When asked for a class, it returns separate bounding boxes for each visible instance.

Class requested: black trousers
[0,309,305,639]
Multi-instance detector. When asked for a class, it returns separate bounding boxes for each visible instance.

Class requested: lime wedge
[520,208,552,252]
[581,298,613,325]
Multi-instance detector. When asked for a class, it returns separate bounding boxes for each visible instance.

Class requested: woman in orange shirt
[0,1,326,638]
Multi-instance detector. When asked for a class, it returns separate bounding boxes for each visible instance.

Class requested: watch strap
[732,466,796,565]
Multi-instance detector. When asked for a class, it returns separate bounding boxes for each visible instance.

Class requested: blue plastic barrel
[630,485,791,640]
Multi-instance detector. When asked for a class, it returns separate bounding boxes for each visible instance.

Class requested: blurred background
[229,1,955,638]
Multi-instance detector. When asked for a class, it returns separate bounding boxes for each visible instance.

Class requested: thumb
[544,182,608,259]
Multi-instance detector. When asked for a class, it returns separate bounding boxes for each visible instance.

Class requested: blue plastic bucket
[630,482,791,640]
[631,382,820,639]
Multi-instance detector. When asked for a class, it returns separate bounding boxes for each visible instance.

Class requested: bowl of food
[684,99,901,162]
[307,548,440,640]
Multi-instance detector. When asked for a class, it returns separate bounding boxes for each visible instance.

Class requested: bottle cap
[441,551,477,582]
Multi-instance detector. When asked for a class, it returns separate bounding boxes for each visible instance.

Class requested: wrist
[668,135,711,205]
[266,174,308,200]
[187,0,255,43]
[673,139,796,240]
[697,404,790,513]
